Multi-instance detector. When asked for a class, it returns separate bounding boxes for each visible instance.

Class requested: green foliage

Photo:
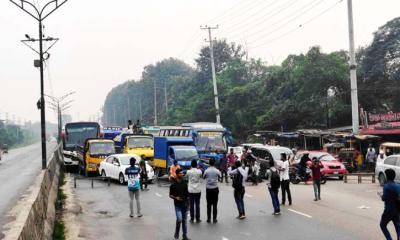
[0,121,36,148]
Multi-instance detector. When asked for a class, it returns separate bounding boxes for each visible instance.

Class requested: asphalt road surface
[65,175,394,240]
[0,142,56,229]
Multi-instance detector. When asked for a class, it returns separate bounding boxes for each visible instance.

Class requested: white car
[375,154,400,186]
[99,154,155,184]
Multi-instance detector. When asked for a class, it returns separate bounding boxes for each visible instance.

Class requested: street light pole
[10,0,69,169]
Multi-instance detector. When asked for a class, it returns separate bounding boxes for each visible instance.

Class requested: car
[296,151,347,179]
[99,154,155,185]
[375,154,400,186]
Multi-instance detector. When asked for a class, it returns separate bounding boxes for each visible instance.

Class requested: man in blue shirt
[380,169,400,240]
[125,157,142,218]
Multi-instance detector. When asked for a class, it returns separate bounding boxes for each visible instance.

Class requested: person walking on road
[379,169,400,240]
[125,157,142,218]
[229,161,249,219]
[170,160,181,182]
[227,148,238,168]
[310,157,323,201]
[203,158,221,223]
[187,159,202,223]
[169,168,190,240]
[266,158,281,215]
[139,159,149,191]
[279,153,292,205]
[219,154,229,183]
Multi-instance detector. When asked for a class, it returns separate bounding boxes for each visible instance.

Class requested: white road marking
[288,208,312,218]
[155,193,162,197]
[357,205,370,209]
[245,194,253,198]
[222,237,229,240]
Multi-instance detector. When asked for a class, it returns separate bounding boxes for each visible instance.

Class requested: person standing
[169,169,190,240]
[139,159,149,190]
[170,160,181,182]
[379,169,400,240]
[279,153,292,205]
[219,153,229,183]
[228,161,249,219]
[227,148,238,168]
[365,144,376,172]
[266,159,281,215]
[186,160,202,223]
[377,150,387,165]
[125,157,142,218]
[310,157,324,201]
[203,158,221,223]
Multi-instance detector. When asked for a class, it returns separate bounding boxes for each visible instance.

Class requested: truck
[153,136,208,177]
[114,133,154,161]
[77,138,115,176]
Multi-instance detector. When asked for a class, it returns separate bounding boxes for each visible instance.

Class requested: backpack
[127,177,140,191]
[270,169,281,190]
[232,170,243,190]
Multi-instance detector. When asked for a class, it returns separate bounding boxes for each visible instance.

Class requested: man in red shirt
[227,148,238,168]
[310,157,324,201]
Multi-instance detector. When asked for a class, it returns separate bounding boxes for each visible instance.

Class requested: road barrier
[3,143,63,240]
[343,172,375,184]
[73,175,111,188]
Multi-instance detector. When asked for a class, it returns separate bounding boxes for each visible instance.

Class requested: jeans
[220,169,229,183]
[174,205,188,239]
[234,188,245,216]
[268,188,280,213]
[380,212,400,240]
[313,179,321,200]
[281,179,292,205]
[140,174,148,190]
[206,188,219,220]
[128,189,141,215]
[189,192,201,220]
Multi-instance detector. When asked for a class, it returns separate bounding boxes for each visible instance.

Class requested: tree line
[103,17,400,140]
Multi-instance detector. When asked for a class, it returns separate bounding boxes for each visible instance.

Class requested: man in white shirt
[186,160,203,223]
[279,153,292,205]
[377,150,387,165]
[228,161,249,219]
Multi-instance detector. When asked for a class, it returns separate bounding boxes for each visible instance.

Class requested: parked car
[99,154,155,184]
[375,154,400,186]
[296,151,347,179]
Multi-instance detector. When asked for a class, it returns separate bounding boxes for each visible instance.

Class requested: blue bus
[159,122,232,166]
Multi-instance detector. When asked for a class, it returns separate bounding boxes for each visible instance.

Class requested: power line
[249,0,343,49]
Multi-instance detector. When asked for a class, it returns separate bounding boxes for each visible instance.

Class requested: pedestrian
[379,169,400,240]
[227,148,238,168]
[125,157,142,218]
[228,160,249,219]
[266,158,281,215]
[279,153,292,206]
[219,153,229,183]
[299,153,310,180]
[310,157,323,201]
[186,159,202,223]
[203,158,221,223]
[365,144,376,172]
[139,159,149,191]
[377,150,387,165]
[169,169,190,240]
[170,160,181,182]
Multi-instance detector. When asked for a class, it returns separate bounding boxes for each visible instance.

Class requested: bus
[62,122,103,167]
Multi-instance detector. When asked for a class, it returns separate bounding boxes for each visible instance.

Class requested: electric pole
[10,0,68,169]
[347,0,359,134]
[164,79,168,121]
[127,96,131,121]
[201,25,221,124]
[154,78,158,125]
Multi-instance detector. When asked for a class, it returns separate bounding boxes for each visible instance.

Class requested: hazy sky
[1,0,399,124]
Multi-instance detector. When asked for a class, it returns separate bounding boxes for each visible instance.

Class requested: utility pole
[11,0,68,169]
[164,79,168,120]
[153,78,158,125]
[347,0,359,134]
[139,98,143,122]
[127,96,131,121]
[201,25,221,124]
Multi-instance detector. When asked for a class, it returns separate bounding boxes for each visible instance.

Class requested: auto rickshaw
[379,142,400,156]
[338,148,360,173]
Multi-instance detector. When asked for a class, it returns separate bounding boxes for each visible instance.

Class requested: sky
[0,0,399,124]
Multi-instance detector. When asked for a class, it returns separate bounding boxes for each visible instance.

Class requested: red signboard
[368,112,400,123]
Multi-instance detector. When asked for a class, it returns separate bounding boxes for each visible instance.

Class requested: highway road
[0,142,56,231]
[64,175,393,240]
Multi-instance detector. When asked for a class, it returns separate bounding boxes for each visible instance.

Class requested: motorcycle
[289,163,326,184]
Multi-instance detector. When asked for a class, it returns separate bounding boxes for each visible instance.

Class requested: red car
[296,151,348,179]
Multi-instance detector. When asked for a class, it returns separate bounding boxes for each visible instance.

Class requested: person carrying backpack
[379,168,400,240]
[229,161,249,219]
[125,157,142,218]
[266,158,281,215]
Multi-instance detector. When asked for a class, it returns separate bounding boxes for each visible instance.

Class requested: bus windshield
[195,131,226,152]
[65,123,100,149]
[89,142,115,155]
[127,137,153,148]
